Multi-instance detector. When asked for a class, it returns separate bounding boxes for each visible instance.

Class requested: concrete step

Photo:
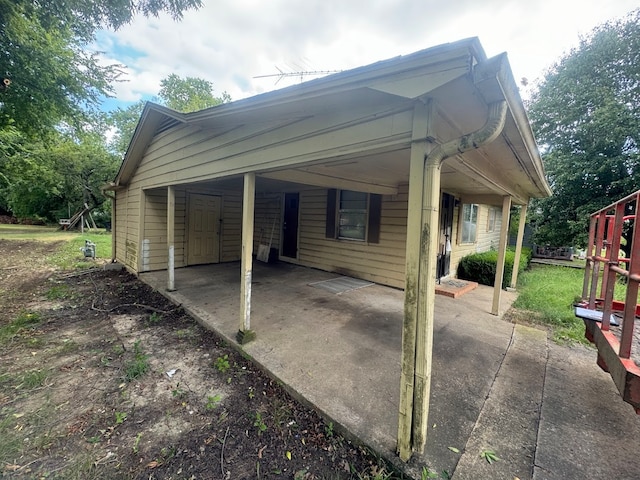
[452,324,548,480]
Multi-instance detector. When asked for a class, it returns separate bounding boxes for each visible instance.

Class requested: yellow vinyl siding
[253,195,282,253]
[124,105,413,192]
[296,186,408,289]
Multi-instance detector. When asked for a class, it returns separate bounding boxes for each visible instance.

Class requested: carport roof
[109,37,550,201]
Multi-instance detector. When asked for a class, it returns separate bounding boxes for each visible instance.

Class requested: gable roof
[109,37,550,199]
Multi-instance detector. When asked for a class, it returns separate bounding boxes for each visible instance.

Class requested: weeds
[133,432,143,454]
[214,354,231,373]
[45,284,72,300]
[124,340,150,381]
[146,312,162,325]
[20,369,48,389]
[325,421,334,437]
[172,384,187,399]
[480,449,499,464]
[421,467,451,479]
[115,411,127,424]
[205,394,222,410]
[0,310,42,344]
[253,411,267,434]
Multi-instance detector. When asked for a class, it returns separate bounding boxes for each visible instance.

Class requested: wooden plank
[510,202,528,288]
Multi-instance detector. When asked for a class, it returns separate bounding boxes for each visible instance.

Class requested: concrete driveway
[140,261,640,479]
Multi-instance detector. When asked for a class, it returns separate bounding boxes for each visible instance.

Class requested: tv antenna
[254,66,342,85]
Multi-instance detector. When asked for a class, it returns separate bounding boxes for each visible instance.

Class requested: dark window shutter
[326,189,337,238]
[367,194,382,243]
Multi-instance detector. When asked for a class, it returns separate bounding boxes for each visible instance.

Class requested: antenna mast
[254,66,341,84]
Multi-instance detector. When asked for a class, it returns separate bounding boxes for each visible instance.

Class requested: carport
[108,38,551,459]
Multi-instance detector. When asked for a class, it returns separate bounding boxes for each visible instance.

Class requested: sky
[95,0,639,111]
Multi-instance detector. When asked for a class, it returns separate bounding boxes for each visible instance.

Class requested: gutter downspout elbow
[426,100,508,168]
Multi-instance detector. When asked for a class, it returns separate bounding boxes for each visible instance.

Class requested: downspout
[409,99,508,455]
[427,100,507,166]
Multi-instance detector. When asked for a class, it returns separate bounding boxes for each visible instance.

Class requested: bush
[457,247,532,288]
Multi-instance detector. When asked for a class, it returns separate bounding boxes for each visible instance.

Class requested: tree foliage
[0,0,202,222]
[159,74,231,113]
[527,9,640,247]
[0,0,202,137]
[0,129,119,222]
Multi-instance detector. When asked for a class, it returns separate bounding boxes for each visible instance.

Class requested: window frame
[460,203,479,244]
[486,207,497,233]
[325,189,381,244]
[337,190,368,241]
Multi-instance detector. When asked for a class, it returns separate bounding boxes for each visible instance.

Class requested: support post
[411,148,441,453]
[237,172,256,344]
[492,196,512,315]
[509,202,528,289]
[167,185,176,292]
[111,194,117,261]
[398,101,431,461]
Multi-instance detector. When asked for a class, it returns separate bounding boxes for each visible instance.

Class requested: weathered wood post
[510,202,528,289]
[237,172,256,344]
[492,195,512,314]
[398,100,432,461]
[167,185,176,291]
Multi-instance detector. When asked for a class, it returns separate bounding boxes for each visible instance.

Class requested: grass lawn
[0,224,112,269]
[512,263,629,344]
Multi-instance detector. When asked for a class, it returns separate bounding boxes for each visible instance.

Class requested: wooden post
[167,185,176,292]
[509,202,528,289]
[237,172,256,344]
[492,196,512,315]
[411,150,441,453]
[397,101,431,461]
[111,194,116,261]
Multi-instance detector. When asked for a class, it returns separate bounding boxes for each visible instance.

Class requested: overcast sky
[95,0,638,111]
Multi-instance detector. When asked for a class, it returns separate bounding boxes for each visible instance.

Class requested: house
[105,37,551,460]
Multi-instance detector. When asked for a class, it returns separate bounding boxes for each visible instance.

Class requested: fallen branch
[56,268,102,279]
[220,426,230,479]
[91,301,180,314]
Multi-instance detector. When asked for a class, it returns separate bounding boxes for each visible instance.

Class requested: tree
[0,130,120,222]
[107,75,230,156]
[527,9,640,247]
[0,0,202,137]
[159,74,231,113]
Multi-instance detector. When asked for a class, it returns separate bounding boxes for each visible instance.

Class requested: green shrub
[457,247,531,288]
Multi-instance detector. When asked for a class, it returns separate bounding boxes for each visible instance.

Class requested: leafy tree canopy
[0,128,119,222]
[0,0,202,137]
[108,75,231,156]
[528,9,640,247]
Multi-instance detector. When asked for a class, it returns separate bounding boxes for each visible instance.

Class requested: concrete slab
[141,262,640,479]
[533,342,640,480]
[452,324,547,480]
[141,261,518,477]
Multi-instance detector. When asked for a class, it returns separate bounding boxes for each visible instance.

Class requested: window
[338,190,367,240]
[325,189,381,243]
[487,207,497,233]
[460,203,478,243]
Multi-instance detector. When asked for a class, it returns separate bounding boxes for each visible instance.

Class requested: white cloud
[94,0,639,109]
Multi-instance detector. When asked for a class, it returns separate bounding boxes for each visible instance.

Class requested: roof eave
[473,54,552,199]
[113,102,187,187]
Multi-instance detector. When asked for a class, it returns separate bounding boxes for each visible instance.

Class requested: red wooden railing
[577,190,640,413]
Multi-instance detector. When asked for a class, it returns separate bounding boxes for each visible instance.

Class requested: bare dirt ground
[0,239,401,480]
